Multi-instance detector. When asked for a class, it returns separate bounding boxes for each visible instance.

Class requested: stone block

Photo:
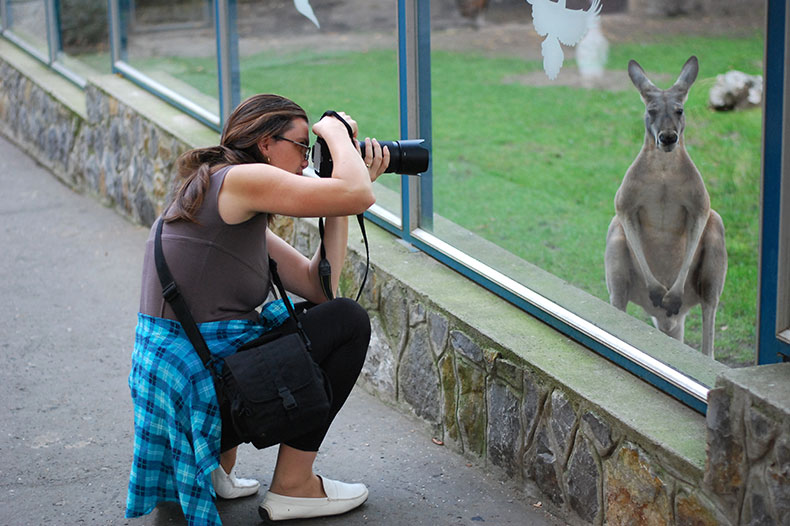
[133,186,156,227]
[704,386,746,514]
[674,486,728,526]
[522,369,545,445]
[380,280,408,353]
[408,301,426,328]
[486,380,522,476]
[450,329,483,366]
[767,436,790,524]
[428,311,449,358]
[745,402,778,462]
[361,316,397,402]
[293,219,319,255]
[604,443,672,526]
[566,431,601,524]
[269,215,295,244]
[741,467,776,526]
[348,258,380,312]
[439,353,461,452]
[483,348,498,373]
[549,390,577,463]
[581,410,616,458]
[457,357,486,457]
[492,356,523,390]
[398,324,441,425]
[526,421,565,507]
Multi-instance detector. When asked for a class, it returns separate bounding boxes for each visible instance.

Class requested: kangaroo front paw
[648,284,668,308]
[662,291,683,317]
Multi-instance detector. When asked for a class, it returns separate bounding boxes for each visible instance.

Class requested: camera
[312,138,429,178]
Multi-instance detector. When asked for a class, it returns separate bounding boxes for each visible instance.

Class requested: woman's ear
[257,138,272,163]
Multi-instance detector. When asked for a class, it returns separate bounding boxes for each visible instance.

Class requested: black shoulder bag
[154,219,331,449]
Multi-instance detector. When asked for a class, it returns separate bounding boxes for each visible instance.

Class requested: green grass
[107,33,764,366]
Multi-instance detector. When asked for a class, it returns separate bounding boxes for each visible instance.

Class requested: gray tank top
[139,166,270,323]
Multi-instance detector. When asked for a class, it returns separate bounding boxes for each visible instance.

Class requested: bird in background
[526,0,602,80]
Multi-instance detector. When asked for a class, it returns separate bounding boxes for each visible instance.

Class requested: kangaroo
[604,56,727,358]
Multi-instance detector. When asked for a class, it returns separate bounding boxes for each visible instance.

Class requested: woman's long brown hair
[164,94,308,223]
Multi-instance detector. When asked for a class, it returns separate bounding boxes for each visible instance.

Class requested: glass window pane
[7,0,48,56]
[427,1,765,369]
[238,0,401,221]
[58,0,111,76]
[122,0,219,120]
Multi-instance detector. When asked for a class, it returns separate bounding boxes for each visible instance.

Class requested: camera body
[312,138,429,178]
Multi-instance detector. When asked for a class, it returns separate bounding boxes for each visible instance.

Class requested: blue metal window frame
[107,0,240,131]
[0,0,85,87]
[757,0,790,364]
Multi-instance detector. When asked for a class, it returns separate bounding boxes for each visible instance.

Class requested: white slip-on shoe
[211,467,260,499]
[258,476,368,522]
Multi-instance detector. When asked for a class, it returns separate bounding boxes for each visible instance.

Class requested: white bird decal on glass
[294,0,320,29]
[526,0,602,80]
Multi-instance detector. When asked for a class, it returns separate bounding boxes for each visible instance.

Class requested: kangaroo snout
[658,130,679,150]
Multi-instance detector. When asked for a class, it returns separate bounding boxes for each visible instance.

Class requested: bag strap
[153,219,312,373]
[267,257,313,351]
[154,218,217,370]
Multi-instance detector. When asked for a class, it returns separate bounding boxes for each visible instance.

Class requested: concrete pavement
[0,134,563,526]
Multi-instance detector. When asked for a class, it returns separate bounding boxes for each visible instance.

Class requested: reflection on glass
[7,0,48,56]
[237,0,401,221]
[123,0,219,118]
[58,0,111,76]
[428,1,765,367]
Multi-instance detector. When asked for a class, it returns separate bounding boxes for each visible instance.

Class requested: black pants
[220,298,371,453]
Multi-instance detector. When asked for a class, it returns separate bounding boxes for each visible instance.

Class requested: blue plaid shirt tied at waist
[125,300,291,526]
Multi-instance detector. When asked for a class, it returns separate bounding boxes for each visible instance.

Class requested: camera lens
[312,137,430,178]
[358,139,429,176]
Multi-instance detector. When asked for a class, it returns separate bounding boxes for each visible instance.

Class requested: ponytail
[163,94,307,224]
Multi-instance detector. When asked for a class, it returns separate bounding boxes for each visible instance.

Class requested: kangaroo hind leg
[605,217,632,311]
[697,211,727,359]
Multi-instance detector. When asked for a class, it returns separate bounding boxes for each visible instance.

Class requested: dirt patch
[502,69,676,91]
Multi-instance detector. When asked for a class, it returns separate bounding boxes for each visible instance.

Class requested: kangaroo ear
[628,59,657,96]
[673,55,699,97]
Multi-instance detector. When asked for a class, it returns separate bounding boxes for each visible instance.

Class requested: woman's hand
[359,137,390,183]
[312,111,358,142]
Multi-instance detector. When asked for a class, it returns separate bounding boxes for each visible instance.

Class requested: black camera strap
[316,110,370,303]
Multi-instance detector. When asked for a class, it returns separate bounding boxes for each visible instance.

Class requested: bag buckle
[162,282,180,302]
[278,386,297,411]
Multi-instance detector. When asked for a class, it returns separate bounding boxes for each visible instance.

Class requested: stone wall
[2,41,788,525]
[322,236,728,526]
[705,364,790,525]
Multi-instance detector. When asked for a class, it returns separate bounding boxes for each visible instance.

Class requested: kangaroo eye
[676,108,684,115]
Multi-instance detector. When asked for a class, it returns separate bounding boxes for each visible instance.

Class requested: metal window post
[398,0,433,236]
[108,0,129,65]
[758,0,790,364]
[0,0,8,31]
[215,0,240,128]
[44,0,61,64]
[48,0,85,87]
